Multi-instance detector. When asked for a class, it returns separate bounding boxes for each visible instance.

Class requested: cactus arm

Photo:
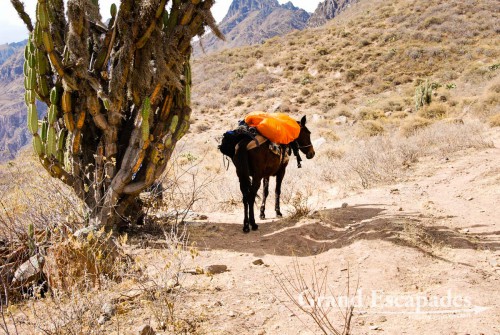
[136,0,168,49]
[10,0,34,32]
[93,4,117,72]
[38,0,77,90]
[165,0,181,33]
[179,3,196,26]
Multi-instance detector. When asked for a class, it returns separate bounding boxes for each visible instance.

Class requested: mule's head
[296,116,315,159]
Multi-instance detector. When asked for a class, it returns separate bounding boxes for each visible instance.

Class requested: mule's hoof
[243,226,250,233]
[260,214,266,220]
[276,213,283,218]
[251,224,259,231]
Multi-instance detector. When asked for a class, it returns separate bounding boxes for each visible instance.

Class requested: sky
[0,0,322,45]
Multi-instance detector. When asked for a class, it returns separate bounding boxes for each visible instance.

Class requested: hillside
[196,0,310,55]
[0,40,25,66]
[0,40,26,161]
[192,0,499,131]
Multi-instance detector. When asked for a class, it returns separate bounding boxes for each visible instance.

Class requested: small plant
[488,63,500,71]
[274,259,357,335]
[400,116,432,136]
[289,191,312,219]
[301,76,312,85]
[360,120,385,137]
[418,102,449,119]
[44,227,125,291]
[489,113,500,127]
[359,108,385,120]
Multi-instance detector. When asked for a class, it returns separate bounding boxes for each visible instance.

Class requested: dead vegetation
[274,259,356,335]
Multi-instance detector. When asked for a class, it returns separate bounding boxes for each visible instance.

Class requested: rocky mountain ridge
[0,41,29,162]
[196,0,310,55]
[307,0,359,27]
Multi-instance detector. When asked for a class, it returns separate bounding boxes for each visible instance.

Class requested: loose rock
[252,259,264,266]
[138,325,155,335]
[12,254,45,286]
[101,302,116,317]
[335,116,348,125]
[97,314,110,325]
[341,202,348,208]
[204,264,228,275]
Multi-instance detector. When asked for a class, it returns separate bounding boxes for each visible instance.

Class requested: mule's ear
[300,115,307,126]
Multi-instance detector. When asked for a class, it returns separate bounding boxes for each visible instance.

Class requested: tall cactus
[11,0,223,229]
[415,79,432,111]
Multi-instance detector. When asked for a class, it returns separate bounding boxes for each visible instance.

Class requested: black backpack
[219,130,246,158]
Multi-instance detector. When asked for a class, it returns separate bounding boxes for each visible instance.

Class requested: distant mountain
[307,0,359,27]
[0,41,32,162]
[196,0,310,55]
[0,40,26,66]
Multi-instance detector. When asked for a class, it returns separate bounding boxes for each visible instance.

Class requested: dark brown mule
[232,116,315,233]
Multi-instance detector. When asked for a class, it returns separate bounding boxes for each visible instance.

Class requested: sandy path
[165,132,500,335]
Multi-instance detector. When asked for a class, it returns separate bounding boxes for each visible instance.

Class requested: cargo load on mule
[218,111,304,167]
[244,111,301,144]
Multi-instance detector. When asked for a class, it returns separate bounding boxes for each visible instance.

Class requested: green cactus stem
[141,98,151,142]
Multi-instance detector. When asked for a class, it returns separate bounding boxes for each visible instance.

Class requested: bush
[44,228,125,291]
[360,120,385,137]
[359,108,385,120]
[489,113,500,127]
[400,117,432,136]
[418,102,449,119]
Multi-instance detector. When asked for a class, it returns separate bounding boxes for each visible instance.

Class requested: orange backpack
[244,111,300,144]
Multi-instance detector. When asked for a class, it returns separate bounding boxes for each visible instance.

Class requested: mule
[232,116,315,233]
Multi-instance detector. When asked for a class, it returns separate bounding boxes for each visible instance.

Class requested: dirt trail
[119,131,500,335]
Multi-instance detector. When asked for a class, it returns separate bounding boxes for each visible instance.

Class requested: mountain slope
[307,0,359,27]
[0,43,28,162]
[197,0,310,55]
[192,0,499,128]
[0,40,26,66]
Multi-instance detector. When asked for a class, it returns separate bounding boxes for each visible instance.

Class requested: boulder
[12,254,44,286]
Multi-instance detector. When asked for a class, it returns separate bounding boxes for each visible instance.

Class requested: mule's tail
[233,139,252,195]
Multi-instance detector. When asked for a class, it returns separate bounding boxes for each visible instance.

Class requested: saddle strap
[246,134,268,150]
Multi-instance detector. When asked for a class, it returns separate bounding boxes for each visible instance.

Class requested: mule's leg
[233,142,252,233]
[275,168,287,218]
[249,177,262,231]
[260,177,270,219]
[235,167,251,233]
[238,180,251,233]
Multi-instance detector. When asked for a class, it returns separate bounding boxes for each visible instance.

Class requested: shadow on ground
[181,205,500,257]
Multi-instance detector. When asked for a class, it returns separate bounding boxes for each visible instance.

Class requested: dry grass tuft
[488,113,500,127]
[359,120,385,137]
[400,116,433,136]
[417,102,449,119]
[44,228,125,291]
